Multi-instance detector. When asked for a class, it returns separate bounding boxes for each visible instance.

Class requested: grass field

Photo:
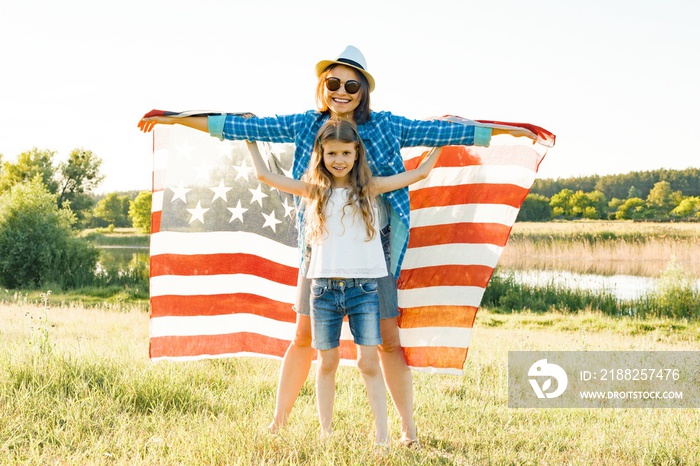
[2,300,698,465]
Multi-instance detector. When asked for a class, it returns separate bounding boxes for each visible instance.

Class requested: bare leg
[378,317,417,443]
[316,347,339,437]
[269,314,314,432]
[357,344,389,444]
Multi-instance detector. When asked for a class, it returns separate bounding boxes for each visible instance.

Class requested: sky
[1,0,698,193]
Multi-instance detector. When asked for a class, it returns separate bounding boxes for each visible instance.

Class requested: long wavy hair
[315,64,371,124]
[303,119,376,245]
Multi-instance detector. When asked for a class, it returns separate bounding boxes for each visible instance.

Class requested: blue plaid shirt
[209,110,492,277]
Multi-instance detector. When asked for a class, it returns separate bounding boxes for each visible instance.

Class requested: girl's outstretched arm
[370,147,443,195]
[246,141,309,197]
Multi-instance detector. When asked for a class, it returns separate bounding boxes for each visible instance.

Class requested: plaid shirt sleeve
[208,112,311,143]
[387,113,492,147]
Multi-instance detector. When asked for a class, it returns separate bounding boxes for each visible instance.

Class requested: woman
[139,45,535,445]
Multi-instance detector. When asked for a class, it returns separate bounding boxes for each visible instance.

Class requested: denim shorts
[293,227,399,319]
[310,278,383,351]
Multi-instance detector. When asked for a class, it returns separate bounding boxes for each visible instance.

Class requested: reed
[502,221,700,277]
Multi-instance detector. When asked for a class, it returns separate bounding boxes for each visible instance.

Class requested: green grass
[0,286,149,311]
[82,228,150,247]
[1,302,698,465]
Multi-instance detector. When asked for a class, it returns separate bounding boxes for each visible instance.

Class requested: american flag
[149,115,553,374]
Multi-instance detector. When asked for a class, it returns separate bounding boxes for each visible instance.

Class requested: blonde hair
[303,119,376,244]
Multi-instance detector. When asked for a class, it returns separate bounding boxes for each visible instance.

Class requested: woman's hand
[137,116,176,133]
[492,127,538,141]
[137,114,208,133]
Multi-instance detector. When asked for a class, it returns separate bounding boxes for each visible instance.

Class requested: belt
[312,277,373,290]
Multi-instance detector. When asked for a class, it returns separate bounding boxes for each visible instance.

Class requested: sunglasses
[325,77,361,95]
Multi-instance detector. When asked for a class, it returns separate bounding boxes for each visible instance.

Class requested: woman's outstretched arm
[137,115,208,133]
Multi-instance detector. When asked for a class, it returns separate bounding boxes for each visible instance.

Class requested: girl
[246,119,442,444]
[139,45,536,444]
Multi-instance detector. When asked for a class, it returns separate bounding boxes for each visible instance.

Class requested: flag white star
[282,198,295,218]
[233,160,253,181]
[218,141,237,160]
[187,201,209,224]
[227,200,248,223]
[261,210,282,233]
[249,184,268,207]
[172,140,196,160]
[194,161,213,181]
[210,179,232,203]
[170,186,190,203]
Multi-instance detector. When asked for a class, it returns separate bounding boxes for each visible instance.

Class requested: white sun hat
[315,45,375,93]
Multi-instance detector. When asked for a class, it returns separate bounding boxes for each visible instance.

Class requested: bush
[0,179,99,289]
[646,260,700,320]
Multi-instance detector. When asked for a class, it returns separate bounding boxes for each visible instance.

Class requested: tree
[670,196,700,219]
[615,197,646,220]
[517,194,552,221]
[0,147,104,226]
[608,198,625,219]
[628,185,642,199]
[569,190,608,219]
[0,148,58,194]
[56,149,104,225]
[550,189,574,218]
[0,178,98,289]
[129,191,152,233]
[94,193,131,227]
[646,181,681,219]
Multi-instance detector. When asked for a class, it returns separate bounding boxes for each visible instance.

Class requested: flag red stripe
[150,333,291,359]
[151,211,162,234]
[410,184,528,209]
[150,332,360,361]
[404,346,469,370]
[403,146,483,170]
[150,293,295,320]
[398,264,494,289]
[150,253,297,285]
[408,222,512,248]
[405,144,542,171]
[399,305,478,328]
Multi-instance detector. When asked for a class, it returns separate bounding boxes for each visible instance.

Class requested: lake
[98,246,149,273]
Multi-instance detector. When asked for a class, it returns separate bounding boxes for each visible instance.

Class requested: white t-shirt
[306,188,388,279]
